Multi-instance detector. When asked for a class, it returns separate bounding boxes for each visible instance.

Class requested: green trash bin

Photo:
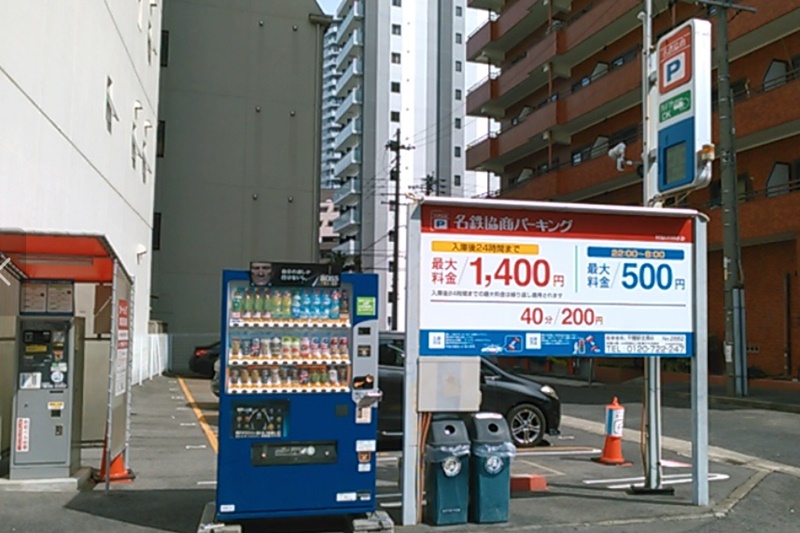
[424,417,471,526]
[467,412,517,524]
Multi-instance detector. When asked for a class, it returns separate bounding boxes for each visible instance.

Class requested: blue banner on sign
[420,330,693,357]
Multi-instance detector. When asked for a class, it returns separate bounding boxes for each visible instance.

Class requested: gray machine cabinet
[10,318,85,480]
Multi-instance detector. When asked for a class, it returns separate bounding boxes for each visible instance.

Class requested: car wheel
[507,403,546,447]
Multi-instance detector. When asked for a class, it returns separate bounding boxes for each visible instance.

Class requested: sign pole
[692,217,709,505]
[641,0,664,493]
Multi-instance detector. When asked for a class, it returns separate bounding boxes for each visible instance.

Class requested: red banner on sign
[421,205,694,243]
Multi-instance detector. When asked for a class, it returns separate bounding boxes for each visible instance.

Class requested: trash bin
[467,412,516,524]
[424,416,471,526]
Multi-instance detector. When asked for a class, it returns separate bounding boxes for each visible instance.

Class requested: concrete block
[511,473,548,493]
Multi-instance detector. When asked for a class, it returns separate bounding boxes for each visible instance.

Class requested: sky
[316,0,339,15]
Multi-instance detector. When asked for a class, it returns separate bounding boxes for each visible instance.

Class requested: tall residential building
[332,0,468,331]
[466,0,800,379]
[322,21,343,190]
[153,0,329,371]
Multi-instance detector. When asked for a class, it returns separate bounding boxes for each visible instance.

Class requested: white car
[481,344,504,355]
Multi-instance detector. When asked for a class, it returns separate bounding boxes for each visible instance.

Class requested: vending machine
[215,264,382,521]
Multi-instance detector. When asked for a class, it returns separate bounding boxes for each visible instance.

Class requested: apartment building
[322,21,343,190]
[153,0,329,371]
[466,0,800,378]
[332,0,469,330]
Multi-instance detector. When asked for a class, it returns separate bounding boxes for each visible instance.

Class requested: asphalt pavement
[1,375,798,533]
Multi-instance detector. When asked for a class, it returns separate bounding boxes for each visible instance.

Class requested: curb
[673,392,800,415]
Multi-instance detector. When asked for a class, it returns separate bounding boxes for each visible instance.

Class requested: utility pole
[386,129,413,330]
[694,0,755,395]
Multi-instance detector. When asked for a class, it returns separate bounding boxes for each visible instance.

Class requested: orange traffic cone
[93,437,136,483]
[592,397,632,466]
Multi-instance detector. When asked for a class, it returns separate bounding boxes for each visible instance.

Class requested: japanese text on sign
[417,205,697,358]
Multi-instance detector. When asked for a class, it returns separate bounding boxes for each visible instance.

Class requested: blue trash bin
[467,412,516,523]
[424,417,471,526]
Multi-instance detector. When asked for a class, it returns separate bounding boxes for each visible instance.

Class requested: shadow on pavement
[66,489,214,533]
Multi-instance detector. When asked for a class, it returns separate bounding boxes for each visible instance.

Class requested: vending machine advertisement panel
[215,264,381,521]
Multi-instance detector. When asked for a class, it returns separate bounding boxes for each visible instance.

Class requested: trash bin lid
[467,412,512,444]
[427,418,471,447]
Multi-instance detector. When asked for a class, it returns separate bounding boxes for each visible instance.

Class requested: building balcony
[335,59,363,98]
[337,29,363,67]
[723,73,800,150]
[337,1,364,45]
[468,0,641,117]
[468,0,570,64]
[562,56,640,128]
[334,118,362,152]
[334,178,361,206]
[729,3,800,58]
[333,208,360,234]
[466,134,498,171]
[333,238,360,255]
[468,0,505,10]
[335,87,363,124]
[334,148,361,177]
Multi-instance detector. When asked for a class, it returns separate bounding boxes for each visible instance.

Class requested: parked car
[377,333,561,448]
[189,340,221,378]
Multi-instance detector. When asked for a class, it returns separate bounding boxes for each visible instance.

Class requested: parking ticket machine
[215,264,382,521]
[10,317,85,480]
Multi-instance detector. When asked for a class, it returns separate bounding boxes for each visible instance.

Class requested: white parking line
[197,480,217,486]
[186,444,207,450]
[517,448,601,457]
[180,422,198,427]
[583,472,730,490]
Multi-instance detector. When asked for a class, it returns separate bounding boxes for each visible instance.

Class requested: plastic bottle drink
[291,291,302,320]
[254,290,263,319]
[243,289,253,318]
[301,289,312,319]
[311,290,322,319]
[329,291,340,320]
[281,291,293,319]
[271,291,282,319]
[321,290,332,320]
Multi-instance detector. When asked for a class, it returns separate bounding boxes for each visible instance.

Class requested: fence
[130,333,170,387]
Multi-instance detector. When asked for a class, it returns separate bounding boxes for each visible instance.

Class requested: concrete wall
[153,0,327,371]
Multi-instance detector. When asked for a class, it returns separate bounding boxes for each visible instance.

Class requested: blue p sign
[666,60,682,82]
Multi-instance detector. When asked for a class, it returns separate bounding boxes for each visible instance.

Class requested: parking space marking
[180,422,198,427]
[186,444,208,450]
[517,447,601,457]
[583,472,730,490]
[178,377,219,453]
[197,481,217,486]
[514,459,564,477]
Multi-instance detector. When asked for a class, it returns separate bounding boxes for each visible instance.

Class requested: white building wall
[0,1,161,363]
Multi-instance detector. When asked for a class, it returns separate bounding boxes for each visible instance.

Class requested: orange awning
[0,232,117,283]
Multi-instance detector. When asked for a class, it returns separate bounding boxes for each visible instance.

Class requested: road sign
[656,19,712,196]
[414,201,702,358]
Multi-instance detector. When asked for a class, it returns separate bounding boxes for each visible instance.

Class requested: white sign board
[656,18,712,195]
[416,202,699,358]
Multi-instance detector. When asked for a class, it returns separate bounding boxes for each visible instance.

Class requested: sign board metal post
[402,197,709,524]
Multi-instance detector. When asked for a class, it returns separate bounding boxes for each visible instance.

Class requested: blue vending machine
[215,263,382,521]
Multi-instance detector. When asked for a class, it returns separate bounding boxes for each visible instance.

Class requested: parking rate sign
[417,203,698,358]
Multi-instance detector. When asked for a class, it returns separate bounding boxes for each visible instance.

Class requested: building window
[157,120,165,157]
[392,0,401,5]
[391,111,400,122]
[105,77,118,134]
[456,5,463,16]
[392,24,401,36]
[160,30,169,67]
[454,174,461,186]
[391,52,401,64]
[391,81,401,93]
[152,212,162,251]
[767,163,791,197]
[454,146,461,157]
[455,33,462,44]
[455,60,462,72]
[763,60,789,91]
[455,89,462,100]
[454,118,461,129]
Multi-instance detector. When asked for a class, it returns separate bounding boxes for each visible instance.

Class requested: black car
[188,341,221,378]
[377,334,561,448]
